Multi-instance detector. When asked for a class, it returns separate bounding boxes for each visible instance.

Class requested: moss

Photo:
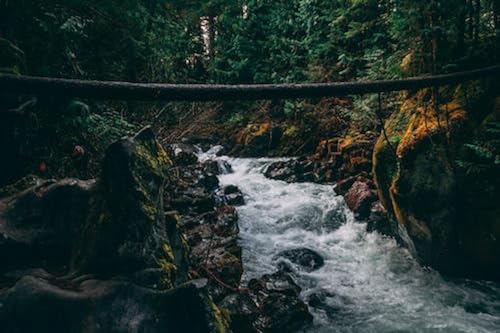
[235,122,271,145]
[338,134,372,152]
[283,125,299,137]
[162,243,175,263]
[373,89,463,220]
[158,259,177,289]
[208,297,230,333]
[141,202,158,221]
[373,134,399,215]
[0,174,39,198]
[135,142,170,178]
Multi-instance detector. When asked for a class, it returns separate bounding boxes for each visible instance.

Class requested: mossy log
[0,66,499,102]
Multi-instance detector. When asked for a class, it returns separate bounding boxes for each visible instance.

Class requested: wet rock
[264,160,298,182]
[203,159,233,175]
[334,174,361,196]
[215,185,245,206]
[219,292,259,333]
[215,205,239,237]
[344,180,378,220]
[197,172,220,191]
[168,143,199,166]
[224,184,239,195]
[165,154,243,301]
[264,159,318,183]
[170,188,215,214]
[218,160,233,174]
[265,157,340,184]
[323,208,348,231]
[245,271,313,332]
[226,192,244,206]
[203,160,222,175]
[0,276,229,333]
[260,292,312,333]
[366,201,400,240]
[248,271,302,297]
[306,290,352,320]
[274,248,324,272]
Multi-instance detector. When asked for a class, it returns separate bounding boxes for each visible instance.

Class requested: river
[200,150,500,333]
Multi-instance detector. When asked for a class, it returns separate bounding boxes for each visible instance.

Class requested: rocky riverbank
[0,128,314,333]
[164,143,313,333]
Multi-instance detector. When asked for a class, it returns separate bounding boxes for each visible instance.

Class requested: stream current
[201,149,500,333]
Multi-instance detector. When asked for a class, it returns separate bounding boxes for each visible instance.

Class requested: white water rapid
[200,149,500,333]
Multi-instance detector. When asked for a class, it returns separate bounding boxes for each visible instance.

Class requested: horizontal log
[0,65,499,102]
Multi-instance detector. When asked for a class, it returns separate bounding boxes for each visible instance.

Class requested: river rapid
[201,150,500,333]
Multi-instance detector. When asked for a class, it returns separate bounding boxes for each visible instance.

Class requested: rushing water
[200,149,500,333]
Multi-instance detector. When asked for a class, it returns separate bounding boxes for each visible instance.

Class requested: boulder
[274,248,324,272]
[0,178,95,272]
[343,180,378,220]
[219,292,259,333]
[264,159,325,183]
[168,143,199,166]
[71,127,179,287]
[248,271,313,332]
[202,159,232,177]
[334,172,369,196]
[221,185,245,206]
[372,87,500,280]
[0,276,229,333]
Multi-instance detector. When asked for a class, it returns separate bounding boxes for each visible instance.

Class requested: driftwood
[0,65,498,102]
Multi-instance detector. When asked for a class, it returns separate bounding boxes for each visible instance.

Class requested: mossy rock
[72,127,180,288]
[373,88,500,280]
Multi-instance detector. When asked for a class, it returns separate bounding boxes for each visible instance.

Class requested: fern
[463,143,494,160]
[456,121,500,175]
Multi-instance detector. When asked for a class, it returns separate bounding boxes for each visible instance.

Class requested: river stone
[203,160,221,175]
[219,292,259,333]
[247,271,313,332]
[274,248,325,272]
[248,271,302,297]
[344,180,378,220]
[260,292,313,333]
[167,143,199,166]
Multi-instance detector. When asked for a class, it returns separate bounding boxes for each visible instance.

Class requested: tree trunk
[494,0,500,36]
[474,0,481,42]
[456,0,467,56]
[207,15,216,60]
[468,0,474,39]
